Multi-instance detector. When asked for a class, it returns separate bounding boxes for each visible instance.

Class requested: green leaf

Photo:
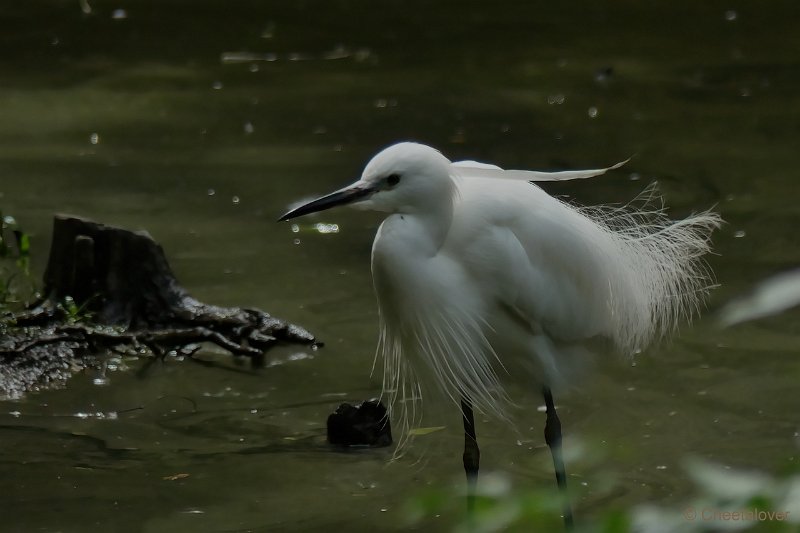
[16,231,30,256]
[407,426,446,437]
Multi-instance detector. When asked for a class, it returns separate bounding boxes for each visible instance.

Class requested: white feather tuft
[574,183,722,355]
[376,304,512,457]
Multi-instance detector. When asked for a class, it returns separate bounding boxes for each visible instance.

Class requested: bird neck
[403,176,456,250]
[376,201,453,261]
[407,200,454,252]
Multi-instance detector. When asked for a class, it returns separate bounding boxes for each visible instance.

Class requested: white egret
[279,142,721,529]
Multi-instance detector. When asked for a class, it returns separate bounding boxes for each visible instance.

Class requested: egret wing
[447,178,615,345]
[444,204,610,388]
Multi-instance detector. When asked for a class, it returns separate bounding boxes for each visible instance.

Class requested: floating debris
[221,52,278,64]
[221,47,375,65]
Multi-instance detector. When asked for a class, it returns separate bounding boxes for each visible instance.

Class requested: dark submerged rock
[327,399,392,447]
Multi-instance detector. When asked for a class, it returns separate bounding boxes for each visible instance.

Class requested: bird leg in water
[543,387,574,530]
[461,397,480,512]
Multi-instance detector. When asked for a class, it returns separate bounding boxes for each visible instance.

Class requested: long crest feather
[452,159,629,182]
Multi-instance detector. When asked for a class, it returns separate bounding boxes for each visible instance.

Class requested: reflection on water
[2,0,800,531]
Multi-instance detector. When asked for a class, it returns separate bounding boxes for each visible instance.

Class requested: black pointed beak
[278,183,374,222]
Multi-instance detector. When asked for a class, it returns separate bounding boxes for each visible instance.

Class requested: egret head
[278,142,454,221]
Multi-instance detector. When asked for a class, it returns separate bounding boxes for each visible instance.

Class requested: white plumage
[280,141,721,441]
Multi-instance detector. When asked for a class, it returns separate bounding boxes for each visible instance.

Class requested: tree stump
[0,214,318,398]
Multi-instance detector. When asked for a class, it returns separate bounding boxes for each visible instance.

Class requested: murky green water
[2,1,800,531]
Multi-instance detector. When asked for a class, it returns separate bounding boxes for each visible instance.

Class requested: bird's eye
[386,174,401,187]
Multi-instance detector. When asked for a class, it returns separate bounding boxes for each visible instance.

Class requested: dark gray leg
[461,397,480,512]
[543,387,574,530]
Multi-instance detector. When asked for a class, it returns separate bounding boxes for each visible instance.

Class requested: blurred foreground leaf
[719,268,800,327]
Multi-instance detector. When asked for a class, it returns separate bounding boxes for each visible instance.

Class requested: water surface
[2,1,799,531]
